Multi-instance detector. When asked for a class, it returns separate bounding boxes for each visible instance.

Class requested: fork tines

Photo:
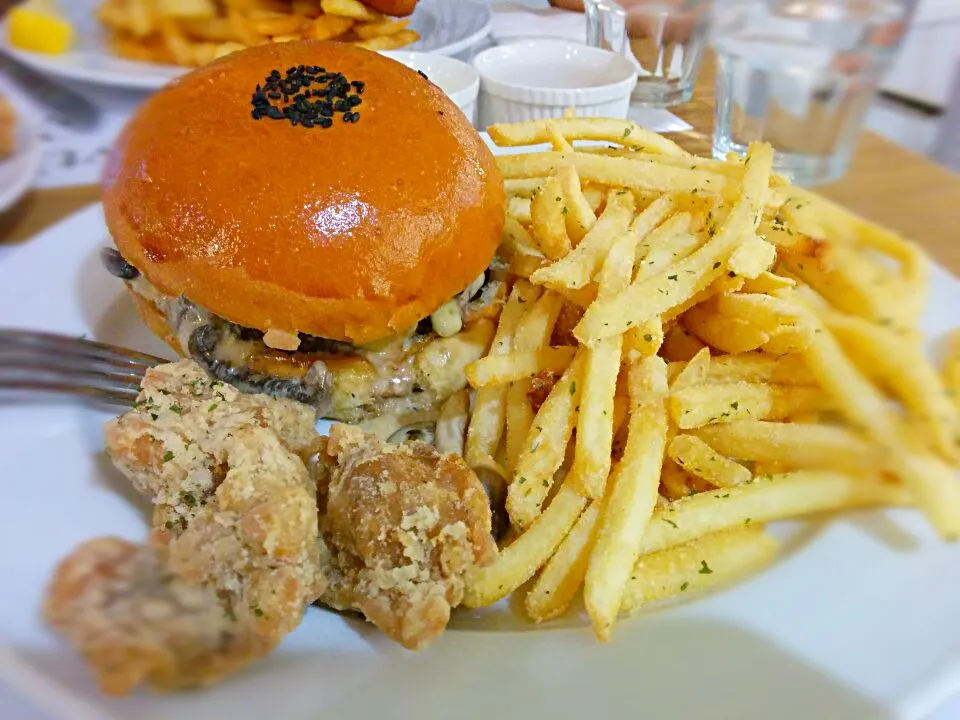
[0,329,168,406]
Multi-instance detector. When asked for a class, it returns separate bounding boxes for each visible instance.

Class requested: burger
[101,41,505,427]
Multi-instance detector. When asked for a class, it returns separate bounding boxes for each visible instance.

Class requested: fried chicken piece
[316,424,497,650]
[43,361,326,695]
[160,425,326,645]
[104,359,317,531]
[47,426,325,694]
[43,538,259,695]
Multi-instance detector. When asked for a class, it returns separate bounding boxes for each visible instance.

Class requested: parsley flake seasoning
[250,65,364,128]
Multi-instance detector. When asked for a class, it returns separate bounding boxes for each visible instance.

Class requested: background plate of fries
[0,0,491,90]
[2,120,960,718]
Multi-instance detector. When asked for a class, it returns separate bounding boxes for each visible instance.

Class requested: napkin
[489,2,586,45]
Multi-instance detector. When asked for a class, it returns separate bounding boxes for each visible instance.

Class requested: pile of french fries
[460,116,960,641]
[97,0,418,67]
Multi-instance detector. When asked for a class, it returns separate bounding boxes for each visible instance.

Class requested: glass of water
[585,0,712,107]
[711,0,909,186]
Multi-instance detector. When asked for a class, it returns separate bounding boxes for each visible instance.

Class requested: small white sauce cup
[380,50,480,126]
[472,40,638,129]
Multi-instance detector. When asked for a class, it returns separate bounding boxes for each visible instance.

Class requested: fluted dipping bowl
[473,39,638,128]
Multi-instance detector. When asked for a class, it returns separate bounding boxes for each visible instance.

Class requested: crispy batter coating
[43,538,258,695]
[161,425,326,644]
[317,424,497,650]
[104,360,317,529]
[44,361,325,695]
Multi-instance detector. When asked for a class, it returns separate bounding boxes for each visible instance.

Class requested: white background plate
[1,190,960,718]
[0,0,491,90]
[0,120,41,214]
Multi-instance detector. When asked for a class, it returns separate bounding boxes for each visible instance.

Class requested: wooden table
[3,61,960,273]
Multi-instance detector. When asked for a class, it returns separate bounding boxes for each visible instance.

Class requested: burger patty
[102,249,505,422]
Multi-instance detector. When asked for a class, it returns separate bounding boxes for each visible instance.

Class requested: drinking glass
[711,0,909,186]
[585,0,712,107]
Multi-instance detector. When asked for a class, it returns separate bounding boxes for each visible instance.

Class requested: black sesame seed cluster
[250,65,364,129]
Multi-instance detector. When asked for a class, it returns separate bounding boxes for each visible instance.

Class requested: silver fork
[0,329,167,407]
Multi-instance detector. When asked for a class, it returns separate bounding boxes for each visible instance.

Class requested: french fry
[700,352,816,386]
[507,355,585,529]
[943,330,960,414]
[543,120,574,152]
[623,319,664,360]
[556,165,596,243]
[799,313,960,537]
[622,527,778,614]
[178,17,234,40]
[785,186,929,318]
[497,151,726,195]
[575,143,772,345]
[504,177,546,198]
[669,382,828,429]
[691,420,883,475]
[303,14,354,40]
[320,0,380,20]
[712,292,804,335]
[248,13,309,35]
[502,292,565,472]
[354,28,419,50]
[742,270,797,296]
[681,305,770,354]
[530,176,572,260]
[660,458,696,500]
[727,235,776,279]
[466,346,577,388]
[568,336,621,499]
[488,117,688,156]
[661,274,745,325]
[667,435,752,488]
[507,196,533,225]
[530,190,639,291]
[661,323,706,362]
[157,0,219,16]
[463,482,588,608]
[823,312,958,462]
[354,17,409,39]
[637,471,910,557]
[585,357,669,640]
[292,0,324,14]
[464,282,541,468]
[671,346,710,389]
[525,502,600,622]
[632,215,699,280]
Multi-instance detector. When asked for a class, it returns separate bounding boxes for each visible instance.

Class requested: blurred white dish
[381,51,479,125]
[0,0,492,91]
[473,40,637,129]
[0,119,41,214]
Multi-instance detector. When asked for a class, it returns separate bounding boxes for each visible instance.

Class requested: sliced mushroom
[187,323,332,412]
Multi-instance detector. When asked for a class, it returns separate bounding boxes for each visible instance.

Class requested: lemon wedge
[7,0,74,55]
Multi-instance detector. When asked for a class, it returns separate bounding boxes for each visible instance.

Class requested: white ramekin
[380,50,480,126]
[472,40,638,129]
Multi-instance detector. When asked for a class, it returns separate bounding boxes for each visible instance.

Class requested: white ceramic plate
[0,120,41,214]
[0,0,491,91]
[1,185,960,718]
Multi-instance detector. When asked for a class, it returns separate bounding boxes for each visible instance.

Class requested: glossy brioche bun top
[103,41,504,344]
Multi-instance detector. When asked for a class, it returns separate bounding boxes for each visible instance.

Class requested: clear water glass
[711,0,909,186]
[585,0,712,107]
